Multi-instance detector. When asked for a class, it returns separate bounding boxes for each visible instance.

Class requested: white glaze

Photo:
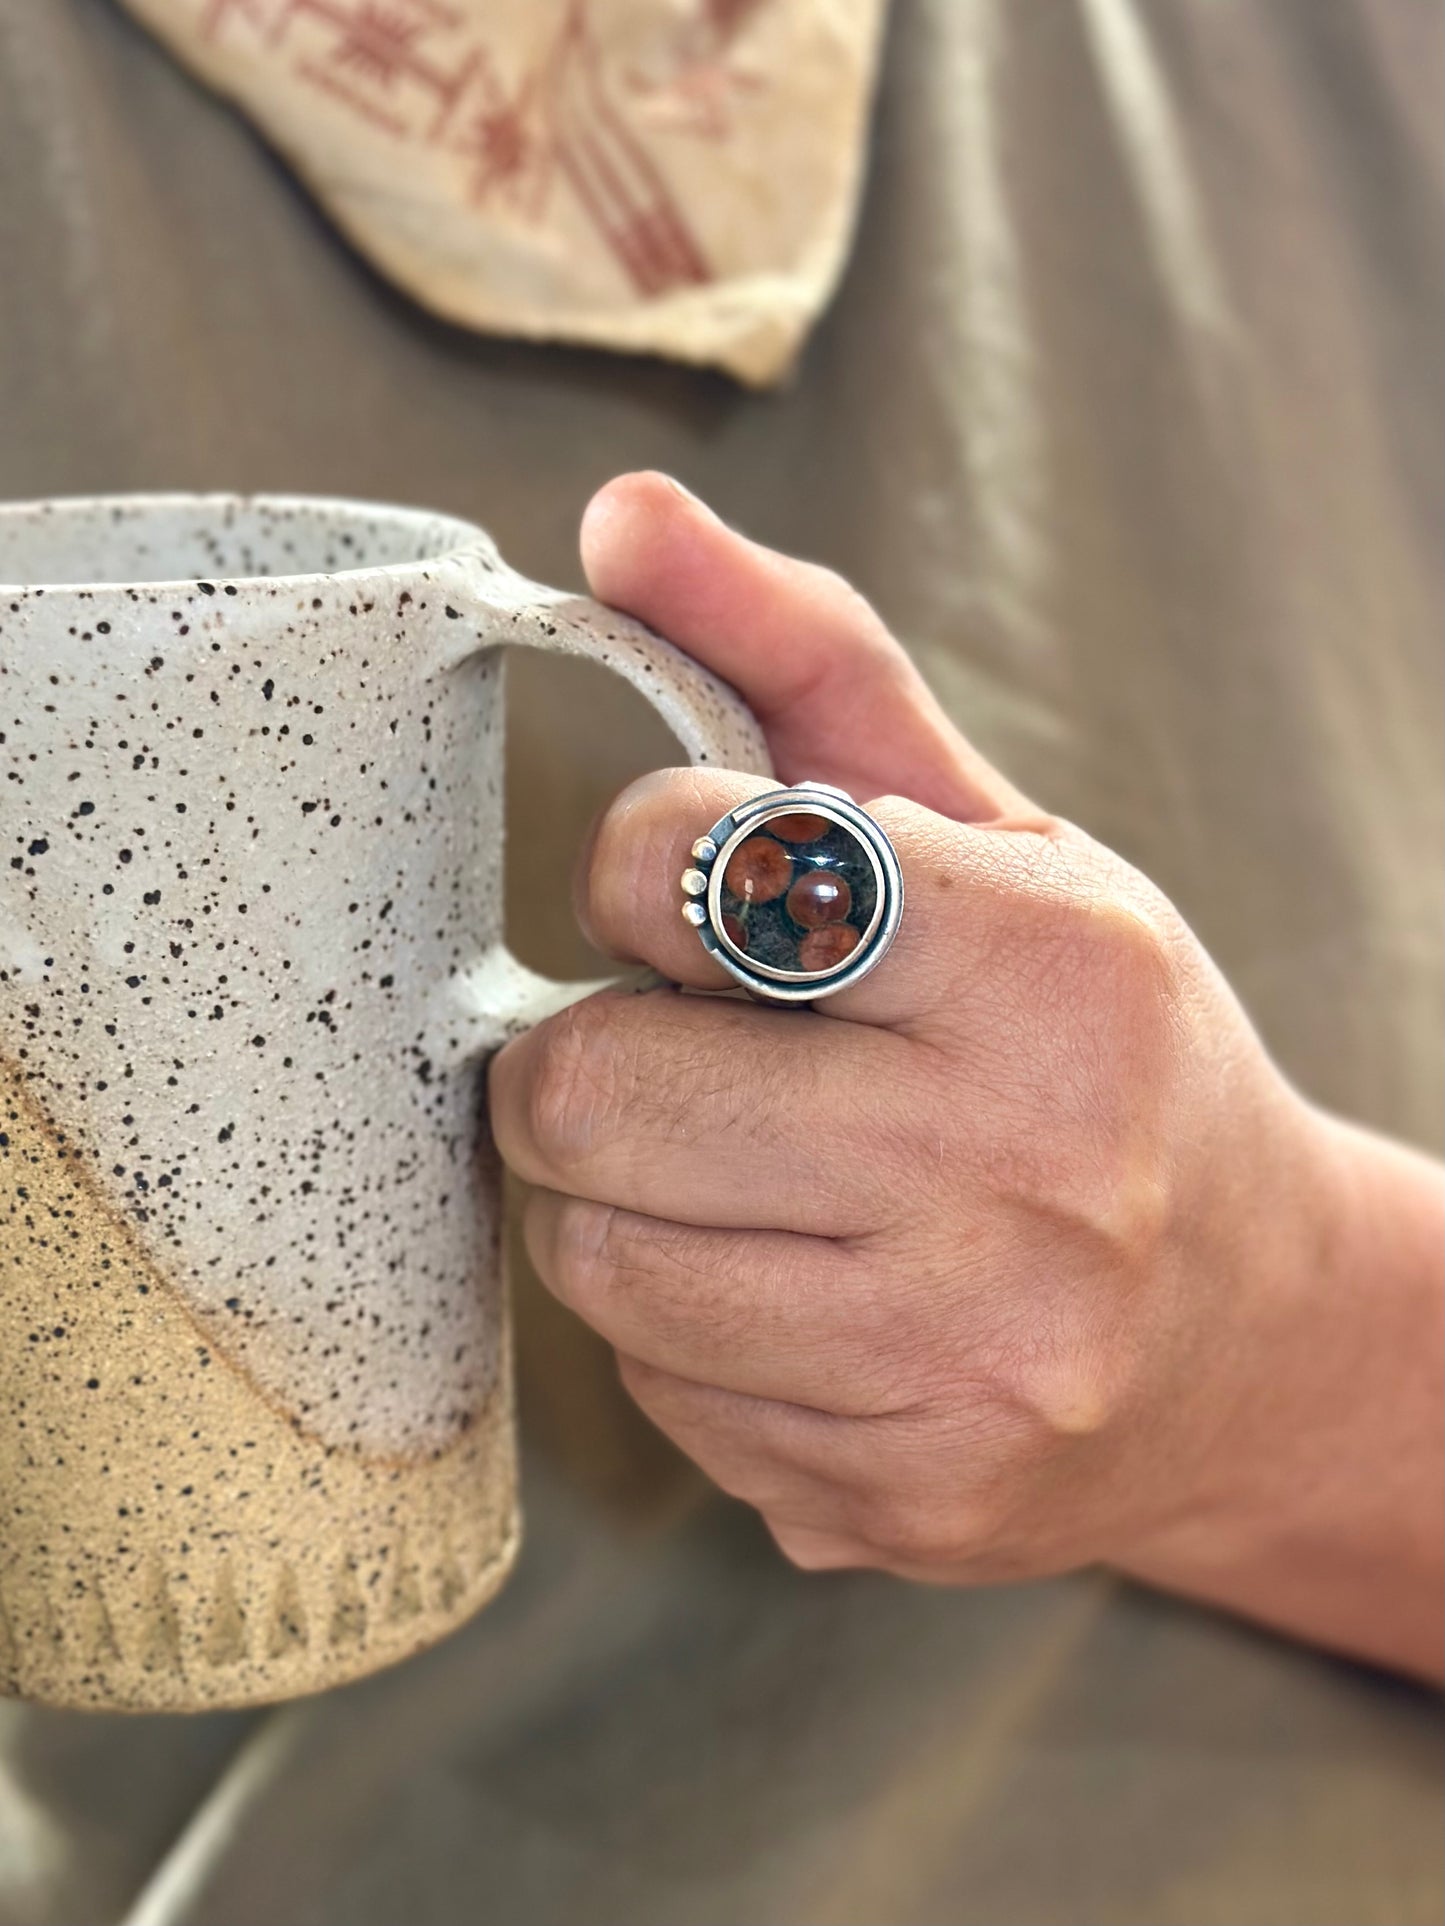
[0,495,766,1461]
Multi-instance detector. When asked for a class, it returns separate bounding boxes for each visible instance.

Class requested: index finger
[581,472,1037,824]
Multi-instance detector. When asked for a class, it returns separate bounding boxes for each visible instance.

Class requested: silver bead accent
[681,901,708,926]
[690,836,718,863]
[680,867,708,897]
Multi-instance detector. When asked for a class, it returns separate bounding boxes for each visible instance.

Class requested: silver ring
[679,783,903,1005]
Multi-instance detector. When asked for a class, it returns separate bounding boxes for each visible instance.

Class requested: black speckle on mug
[0,497,765,1499]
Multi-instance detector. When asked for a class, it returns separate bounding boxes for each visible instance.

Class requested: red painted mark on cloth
[545,3,711,295]
[198,0,715,295]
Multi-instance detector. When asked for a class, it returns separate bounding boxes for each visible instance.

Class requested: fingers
[762,1522,872,1573]
[616,1357,1045,1586]
[489,982,917,1235]
[614,1356,975,1579]
[576,765,1057,1037]
[571,762,774,980]
[613,1353,875,1537]
[524,1188,900,1413]
[580,472,1036,823]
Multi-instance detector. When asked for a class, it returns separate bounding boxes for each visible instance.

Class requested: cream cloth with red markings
[117,0,887,385]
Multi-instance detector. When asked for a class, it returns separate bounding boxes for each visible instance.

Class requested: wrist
[1116,1095,1444,1675]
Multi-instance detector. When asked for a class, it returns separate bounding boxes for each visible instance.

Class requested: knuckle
[613,1348,655,1402]
[1051,871,1183,1020]
[1007,1136,1172,1274]
[768,1521,868,1574]
[591,778,670,929]
[975,1326,1136,1449]
[803,560,886,632]
[564,1207,723,1339]
[592,765,732,934]
[976,1128,1172,1282]
[1007,1347,1120,1444]
[615,1349,683,1425]
[1080,1156,1173,1260]
[864,792,950,857]
[547,1194,621,1312]
[525,997,629,1169]
[847,1485,955,1570]
[799,569,923,694]
[1033,1358,1128,1443]
[973,867,1185,1261]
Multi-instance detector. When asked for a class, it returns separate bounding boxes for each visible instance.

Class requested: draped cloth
[0,2,1440,1922]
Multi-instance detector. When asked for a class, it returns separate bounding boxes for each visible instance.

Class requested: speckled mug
[0,494,766,1712]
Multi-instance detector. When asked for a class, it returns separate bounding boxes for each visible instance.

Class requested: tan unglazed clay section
[0,1056,518,1712]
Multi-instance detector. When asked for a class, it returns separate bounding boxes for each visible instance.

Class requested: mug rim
[0,490,489,595]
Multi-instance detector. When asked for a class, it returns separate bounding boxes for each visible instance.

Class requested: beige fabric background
[0,1,1441,1922]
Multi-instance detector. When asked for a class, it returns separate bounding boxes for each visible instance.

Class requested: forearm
[1121,1111,1444,1679]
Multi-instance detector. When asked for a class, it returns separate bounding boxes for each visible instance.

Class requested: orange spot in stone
[724,835,791,903]
[767,812,830,843]
[786,871,851,929]
[798,924,861,971]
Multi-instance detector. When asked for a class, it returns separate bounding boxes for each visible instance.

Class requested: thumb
[580,473,1037,825]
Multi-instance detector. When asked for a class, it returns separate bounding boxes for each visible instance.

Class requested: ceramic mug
[0,493,766,1712]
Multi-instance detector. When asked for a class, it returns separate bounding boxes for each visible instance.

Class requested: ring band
[680,783,904,1005]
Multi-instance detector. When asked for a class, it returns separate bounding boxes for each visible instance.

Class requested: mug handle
[434,544,772,1057]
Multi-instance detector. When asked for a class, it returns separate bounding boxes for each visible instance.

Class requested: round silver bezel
[681,783,904,1004]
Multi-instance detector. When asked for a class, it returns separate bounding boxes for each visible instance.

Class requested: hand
[491,474,1444,1675]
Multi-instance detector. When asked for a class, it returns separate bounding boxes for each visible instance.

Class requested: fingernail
[658,475,718,519]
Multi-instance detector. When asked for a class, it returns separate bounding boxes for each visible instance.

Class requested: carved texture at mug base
[0,1058,518,1713]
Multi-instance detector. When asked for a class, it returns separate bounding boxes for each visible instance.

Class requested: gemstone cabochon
[718,812,877,976]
